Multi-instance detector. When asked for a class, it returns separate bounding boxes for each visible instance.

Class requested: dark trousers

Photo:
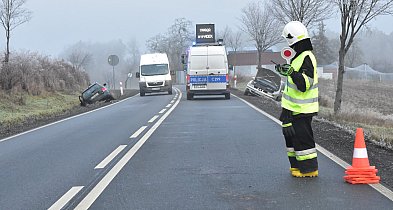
[284,116,318,173]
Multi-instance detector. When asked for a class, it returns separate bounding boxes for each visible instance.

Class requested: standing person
[275,21,319,177]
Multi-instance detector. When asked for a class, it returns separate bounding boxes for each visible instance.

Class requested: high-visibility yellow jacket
[281,51,319,114]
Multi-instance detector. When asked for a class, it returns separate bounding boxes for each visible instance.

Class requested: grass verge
[0,91,80,126]
[236,78,393,148]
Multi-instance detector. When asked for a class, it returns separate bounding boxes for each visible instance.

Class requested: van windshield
[141,64,169,76]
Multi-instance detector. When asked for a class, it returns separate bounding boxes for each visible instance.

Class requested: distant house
[227,50,285,76]
[323,62,338,80]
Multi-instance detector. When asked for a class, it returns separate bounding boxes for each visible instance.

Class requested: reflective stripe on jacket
[282,51,319,114]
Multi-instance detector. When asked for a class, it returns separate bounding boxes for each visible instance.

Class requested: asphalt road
[0,86,392,210]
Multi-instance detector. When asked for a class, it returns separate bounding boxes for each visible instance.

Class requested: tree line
[0,0,88,95]
[146,0,393,114]
[0,51,89,94]
[1,0,393,115]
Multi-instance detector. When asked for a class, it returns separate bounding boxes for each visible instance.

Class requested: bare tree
[269,0,333,27]
[227,30,244,52]
[240,1,282,70]
[126,38,140,72]
[67,48,92,71]
[217,25,232,45]
[146,34,169,54]
[0,0,32,63]
[226,29,244,77]
[146,18,193,77]
[333,0,393,114]
[125,38,140,88]
[345,38,363,67]
[166,18,193,73]
[312,21,336,65]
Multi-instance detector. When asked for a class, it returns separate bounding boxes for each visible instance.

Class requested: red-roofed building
[228,50,285,76]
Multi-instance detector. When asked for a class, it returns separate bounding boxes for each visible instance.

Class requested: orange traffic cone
[344,128,380,184]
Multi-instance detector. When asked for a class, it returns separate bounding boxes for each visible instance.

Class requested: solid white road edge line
[94,145,127,169]
[129,126,147,139]
[159,109,167,114]
[148,115,160,123]
[48,186,84,210]
[0,94,139,143]
[232,94,393,202]
[74,88,182,210]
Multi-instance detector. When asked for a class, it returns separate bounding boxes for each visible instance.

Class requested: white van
[185,44,230,100]
[136,53,172,96]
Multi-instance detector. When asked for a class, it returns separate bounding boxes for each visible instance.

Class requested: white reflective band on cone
[353,148,368,158]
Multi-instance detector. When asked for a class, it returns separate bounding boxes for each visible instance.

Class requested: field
[0,91,80,126]
[318,79,393,147]
[236,77,393,148]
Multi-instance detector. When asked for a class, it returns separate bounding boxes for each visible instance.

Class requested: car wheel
[244,88,250,95]
[168,88,173,95]
[140,90,145,96]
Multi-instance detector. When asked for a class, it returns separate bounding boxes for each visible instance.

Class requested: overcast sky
[6,0,393,57]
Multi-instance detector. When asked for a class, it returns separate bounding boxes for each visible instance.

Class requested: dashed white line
[74,88,182,210]
[171,100,175,103]
[94,145,127,169]
[159,109,166,114]
[148,115,159,123]
[48,186,84,210]
[166,104,172,108]
[129,126,147,139]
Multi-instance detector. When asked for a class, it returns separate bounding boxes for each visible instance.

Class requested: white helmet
[282,21,310,46]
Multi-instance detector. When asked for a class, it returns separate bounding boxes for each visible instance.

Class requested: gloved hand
[275,64,294,76]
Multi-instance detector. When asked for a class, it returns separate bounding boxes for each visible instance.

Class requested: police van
[136,53,172,96]
[183,24,230,100]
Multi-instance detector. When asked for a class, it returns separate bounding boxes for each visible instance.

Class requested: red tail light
[226,74,229,82]
[101,87,107,92]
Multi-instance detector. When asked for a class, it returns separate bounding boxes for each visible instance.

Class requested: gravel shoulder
[231,88,393,191]
[1,88,392,192]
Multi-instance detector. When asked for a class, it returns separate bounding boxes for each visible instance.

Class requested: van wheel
[225,93,230,100]
[187,93,193,100]
[168,89,173,95]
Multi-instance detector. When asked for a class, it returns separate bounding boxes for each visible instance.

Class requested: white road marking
[171,100,175,103]
[74,88,182,210]
[0,94,139,143]
[48,186,84,210]
[159,109,166,114]
[166,104,172,108]
[233,94,393,202]
[130,126,147,139]
[148,115,159,123]
[94,145,127,169]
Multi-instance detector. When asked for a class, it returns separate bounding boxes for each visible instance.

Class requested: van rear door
[189,48,208,90]
[206,53,227,90]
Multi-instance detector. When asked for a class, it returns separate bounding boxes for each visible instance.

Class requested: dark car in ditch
[244,67,284,101]
[79,82,115,106]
